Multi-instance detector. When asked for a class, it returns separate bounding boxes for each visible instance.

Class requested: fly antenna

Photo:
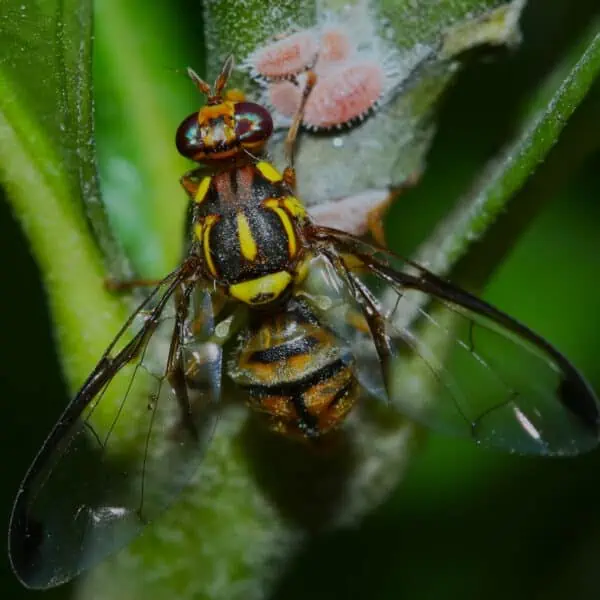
[187,55,234,104]
[214,55,234,97]
[186,67,211,96]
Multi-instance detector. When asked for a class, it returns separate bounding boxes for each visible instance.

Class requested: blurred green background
[2,0,600,598]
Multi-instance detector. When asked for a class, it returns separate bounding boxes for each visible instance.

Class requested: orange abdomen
[228,300,358,437]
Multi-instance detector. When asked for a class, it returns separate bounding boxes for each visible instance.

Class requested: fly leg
[365,172,421,248]
[282,70,317,190]
[164,283,200,441]
[179,166,211,199]
[105,278,165,292]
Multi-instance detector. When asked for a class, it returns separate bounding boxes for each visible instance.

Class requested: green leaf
[0,0,129,389]
[94,0,198,278]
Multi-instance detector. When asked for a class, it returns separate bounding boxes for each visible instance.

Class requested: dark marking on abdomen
[241,358,347,398]
[249,335,320,365]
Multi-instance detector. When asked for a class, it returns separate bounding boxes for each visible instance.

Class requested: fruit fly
[8,55,599,589]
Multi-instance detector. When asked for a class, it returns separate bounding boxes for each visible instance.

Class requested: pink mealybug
[316,26,352,65]
[245,29,319,80]
[244,21,399,130]
[268,61,384,130]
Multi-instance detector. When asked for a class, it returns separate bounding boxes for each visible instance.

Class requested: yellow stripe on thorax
[256,161,283,182]
[264,199,297,257]
[202,215,219,277]
[194,176,212,204]
[237,212,258,261]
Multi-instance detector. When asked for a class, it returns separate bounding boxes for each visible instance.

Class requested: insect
[243,20,402,131]
[9,55,599,590]
[246,25,388,130]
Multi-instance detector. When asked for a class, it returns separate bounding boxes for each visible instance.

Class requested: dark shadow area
[0,191,74,598]
[239,410,359,531]
[271,445,600,600]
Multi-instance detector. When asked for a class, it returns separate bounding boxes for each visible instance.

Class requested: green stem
[0,2,129,390]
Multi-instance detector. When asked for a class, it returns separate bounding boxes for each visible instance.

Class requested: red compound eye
[234,102,273,145]
[175,112,202,158]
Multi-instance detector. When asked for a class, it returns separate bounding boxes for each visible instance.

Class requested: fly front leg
[282,70,318,190]
[105,277,166,292]
[179,167,209,200]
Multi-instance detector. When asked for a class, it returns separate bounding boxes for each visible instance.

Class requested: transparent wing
[9,266,223,589]
[305,226,600,455]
